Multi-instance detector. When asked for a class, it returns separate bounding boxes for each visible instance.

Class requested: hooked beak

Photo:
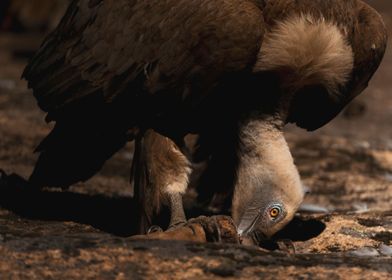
[237,212,262,237]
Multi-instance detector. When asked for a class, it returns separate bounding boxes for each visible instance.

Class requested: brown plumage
[23,0,387,237]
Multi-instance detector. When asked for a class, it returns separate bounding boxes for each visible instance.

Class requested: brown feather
[23,0,387,200]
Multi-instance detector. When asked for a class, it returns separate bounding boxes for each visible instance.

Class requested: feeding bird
[23,0,387,239]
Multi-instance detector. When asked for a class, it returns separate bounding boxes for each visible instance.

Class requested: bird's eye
[269,206,281,219]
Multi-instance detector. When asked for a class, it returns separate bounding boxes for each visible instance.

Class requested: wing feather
[23,0,264,117]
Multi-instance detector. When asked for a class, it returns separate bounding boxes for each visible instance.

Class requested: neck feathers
[254,14,354,97]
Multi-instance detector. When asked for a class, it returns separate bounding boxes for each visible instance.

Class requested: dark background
[0,1,391,278]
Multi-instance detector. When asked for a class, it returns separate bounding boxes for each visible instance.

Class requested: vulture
[23,0,387,239]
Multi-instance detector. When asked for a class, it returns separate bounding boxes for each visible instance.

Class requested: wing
[24,0,264,189]
[23,0,264,120]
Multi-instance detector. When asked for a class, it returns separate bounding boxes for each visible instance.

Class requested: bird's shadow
[0,171,326,243]
[0,170,210,237]
[0,171,139,236]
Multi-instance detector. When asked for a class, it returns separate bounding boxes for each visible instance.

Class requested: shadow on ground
[0,170,327,246]
[0,171,138,236]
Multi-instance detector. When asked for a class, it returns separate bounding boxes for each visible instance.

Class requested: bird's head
[231,117,304,240]
[233,174,304,239]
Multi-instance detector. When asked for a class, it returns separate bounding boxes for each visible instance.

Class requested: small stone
[354,140,370,149]
[298,203,330,214]
[379,244,392,256]
[352,203,369,213]
[349,247,380,257]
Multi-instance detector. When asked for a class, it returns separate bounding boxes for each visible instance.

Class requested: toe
[276,239,296,254]
[147,225,163,234]
[167,221,187,231]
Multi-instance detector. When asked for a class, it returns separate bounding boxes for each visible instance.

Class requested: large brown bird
[23,0,387,238]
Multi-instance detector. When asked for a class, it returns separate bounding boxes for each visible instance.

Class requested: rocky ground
[0,1,391,279]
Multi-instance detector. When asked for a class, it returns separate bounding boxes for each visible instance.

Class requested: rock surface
[0,1,391,279]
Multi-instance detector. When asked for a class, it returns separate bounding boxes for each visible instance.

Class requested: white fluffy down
[164,146,192,195]
[254,14,354,95]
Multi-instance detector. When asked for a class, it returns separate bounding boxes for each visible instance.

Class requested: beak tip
[237,225,250,237]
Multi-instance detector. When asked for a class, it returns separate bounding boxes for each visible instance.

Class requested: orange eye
[269,207,280,218]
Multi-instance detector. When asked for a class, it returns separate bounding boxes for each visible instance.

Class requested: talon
[212,216,222,243]
[277,239,296,254]
[147,225,163,234]
[167,221,187,231]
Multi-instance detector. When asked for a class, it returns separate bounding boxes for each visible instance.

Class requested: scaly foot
[166,192,187,231]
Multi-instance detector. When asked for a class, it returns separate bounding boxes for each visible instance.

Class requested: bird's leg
[166,192,187,230]
[156,133,191,230]
[133,130,191,233]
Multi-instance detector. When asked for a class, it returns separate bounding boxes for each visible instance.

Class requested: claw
[147,225,163,234]
[212,216,222,243]
[276,239,296,254]
[167,221,187,231]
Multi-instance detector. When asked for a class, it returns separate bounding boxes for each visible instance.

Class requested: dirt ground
[0,1,391,279]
